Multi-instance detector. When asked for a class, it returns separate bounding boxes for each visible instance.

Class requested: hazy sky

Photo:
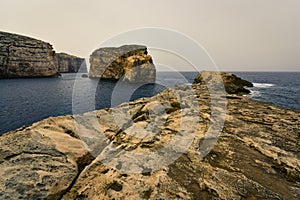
[0,0,299,71]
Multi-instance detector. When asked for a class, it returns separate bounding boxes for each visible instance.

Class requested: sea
[0,72,299,135]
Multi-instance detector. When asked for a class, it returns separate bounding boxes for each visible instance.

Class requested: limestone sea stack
[56,53,85,73]
[0,31,58,78]
[89,45,156,83]
[0,72,299,199]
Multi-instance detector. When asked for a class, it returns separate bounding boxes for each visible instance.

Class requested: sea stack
[0,31,58,78]
[89,45,156,83]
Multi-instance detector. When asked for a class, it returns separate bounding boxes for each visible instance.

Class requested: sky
[0,0,299,71]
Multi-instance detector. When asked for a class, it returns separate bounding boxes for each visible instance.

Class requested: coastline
[1,90,298,138]
[0,73,299,199]
[0,71,299,136]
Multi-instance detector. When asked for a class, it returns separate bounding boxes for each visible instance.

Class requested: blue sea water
[233,72,300,112]
[0,72,299,135]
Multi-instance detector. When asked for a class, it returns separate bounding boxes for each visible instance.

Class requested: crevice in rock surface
[58,151,95,200]
[2,43,13,77]
[3,151,65,161]
[0,72,299,199]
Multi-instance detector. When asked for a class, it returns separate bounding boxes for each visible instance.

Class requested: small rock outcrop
[194,71,253,95]
[0,73,299,199]
[0,31,58,78]
[56,53,85,73]
[89,45,156,83]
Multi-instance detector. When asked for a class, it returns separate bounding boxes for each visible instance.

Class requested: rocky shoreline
[0,72,299,199]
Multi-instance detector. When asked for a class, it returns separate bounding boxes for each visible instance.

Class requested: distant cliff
[56,53,85,73]
[0,31,58,78]
[89,45,156,83]
[0,32,155,79]
[0,72,299,199]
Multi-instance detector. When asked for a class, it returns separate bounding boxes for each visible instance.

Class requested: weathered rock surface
[0,116,93,199]
[89,45,156,83]
[56,52,85,73]
[0,73,299,199]
[194,71,253,95]
[0,31,58,78]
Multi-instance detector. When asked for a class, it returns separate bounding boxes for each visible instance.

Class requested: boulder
[56,53,85,73]
[0,31,58,78]
[89,45,156,83]
[194,71,253,95]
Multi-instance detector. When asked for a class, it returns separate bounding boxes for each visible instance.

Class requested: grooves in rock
[0,72,299,199]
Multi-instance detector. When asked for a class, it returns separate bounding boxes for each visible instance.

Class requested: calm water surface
[0,72,299,135]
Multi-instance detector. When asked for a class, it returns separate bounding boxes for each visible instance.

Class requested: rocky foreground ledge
[0,72,299,199]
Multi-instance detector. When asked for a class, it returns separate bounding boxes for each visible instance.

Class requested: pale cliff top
[0,31,52,46]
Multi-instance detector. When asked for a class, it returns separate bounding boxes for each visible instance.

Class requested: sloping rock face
[0,116,93,199]
[0,73,299,199]
[56,53,85,73]
[89,45,156,83]
[194,71,253,95]
[0,31,58,78]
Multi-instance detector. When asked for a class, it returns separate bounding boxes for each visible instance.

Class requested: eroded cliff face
[89,45,156,83]
[0,31,58,78]
[56,53,85,73]
[0,73,299,199]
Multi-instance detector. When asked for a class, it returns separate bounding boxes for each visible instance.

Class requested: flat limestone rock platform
[0,73,299,199]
